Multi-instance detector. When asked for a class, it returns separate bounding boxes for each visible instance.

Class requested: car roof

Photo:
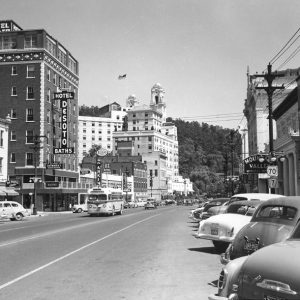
[228,199,262,207]
[231,193,284,201]
[256,196,300,208]
[209,198,229,203]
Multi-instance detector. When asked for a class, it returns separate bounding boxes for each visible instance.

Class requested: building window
[47,69,51,81]
[26,108,34,122]
[26,153,34,166]
[11,131,16,141]
[0,130,3,147]
[58,47,67,65]
[155,170,158,177]
[47,89,51,102]
[148,145,152,150]
[11,86,17,96]
[27,87,34,99]
[133,114,136,117]
[46,37,56,56]
[107,131,111,134]
[47,110,50,123]
[26,130,34,144]
[24,35,37,48]
[27,65,35,78]
[53,73,57,85]
[10,152,16,163]
[11,66,17,75]
[0,36,16,49]
[148,137,152,141]
[58,76,62,88]
[10,108,17,119]
[0,157,2,174]
[155,160,158,166]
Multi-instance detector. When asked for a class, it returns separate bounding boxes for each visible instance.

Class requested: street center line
[0,214,160,291]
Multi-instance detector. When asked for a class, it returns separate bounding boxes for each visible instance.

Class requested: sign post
[95,148,107,187]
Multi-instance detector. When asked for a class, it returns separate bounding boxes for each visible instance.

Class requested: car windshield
[256,205,297,220]
[227,204,256,215]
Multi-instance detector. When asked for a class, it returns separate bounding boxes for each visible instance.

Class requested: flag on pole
[118,74,127,80]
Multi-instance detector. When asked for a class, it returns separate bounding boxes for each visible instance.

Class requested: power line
[269,26,300,64]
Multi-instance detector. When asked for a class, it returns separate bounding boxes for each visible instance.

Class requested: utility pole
[30,135,47,215]
[255,63,284,154]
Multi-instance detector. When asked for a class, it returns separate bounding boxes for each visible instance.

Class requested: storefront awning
[0,188,19,196]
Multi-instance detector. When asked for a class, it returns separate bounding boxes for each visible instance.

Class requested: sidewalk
[29,210,73,217]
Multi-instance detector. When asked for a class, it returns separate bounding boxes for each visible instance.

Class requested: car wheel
[15,213,23,221]
[77,208,82,213]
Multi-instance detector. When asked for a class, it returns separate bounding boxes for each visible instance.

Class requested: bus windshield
[88,194,107,204]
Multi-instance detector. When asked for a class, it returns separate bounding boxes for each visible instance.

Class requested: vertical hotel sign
[53,91,75,154]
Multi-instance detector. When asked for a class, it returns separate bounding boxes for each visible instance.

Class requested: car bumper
[208,294,229,300]
[193,233,233,242]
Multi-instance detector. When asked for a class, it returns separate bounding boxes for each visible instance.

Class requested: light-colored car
[145,200,157,209]
[233,223,300,299]
[194,200,261,252]
[127,200,138,208]
[136,200,147,207]
[72,203,87,213]
[0,201,30,221]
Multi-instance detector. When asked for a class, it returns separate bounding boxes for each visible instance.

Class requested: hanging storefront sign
[243,154,268,174]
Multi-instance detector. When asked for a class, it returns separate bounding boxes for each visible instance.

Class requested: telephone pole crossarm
[254,63,285,153]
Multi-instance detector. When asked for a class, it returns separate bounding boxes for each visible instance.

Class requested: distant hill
[167,117,242,196]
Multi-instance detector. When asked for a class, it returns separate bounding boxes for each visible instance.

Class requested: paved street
[0,206,222,300]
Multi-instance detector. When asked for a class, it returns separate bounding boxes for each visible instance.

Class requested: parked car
[145,200,157,209]
[193,198,229,221]
[0,201,30,221]
[189,201,210,220]
[232,222,300,300]
[136,200,147,207]
[72,202,87,213]
[223,195,294,263]
[127,200,138,208]
[209,195,300,300]
[194,200,261,251]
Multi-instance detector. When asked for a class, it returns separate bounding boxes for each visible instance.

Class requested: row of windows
[11,65,35,77]
[11,86,35,99]
[46,67,76,93]
[82,136,111,141]
[9,152,76,170]
[0,35,38,50]
[81,121,120,127]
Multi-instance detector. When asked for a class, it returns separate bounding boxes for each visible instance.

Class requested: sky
[2,0,300,130]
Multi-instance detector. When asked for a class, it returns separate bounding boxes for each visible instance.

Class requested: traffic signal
[150,176,153,187]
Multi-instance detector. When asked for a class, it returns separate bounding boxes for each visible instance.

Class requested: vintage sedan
[193,198,229,221]
[193,200,261,251]
[231,220,300,300]
[209,195,300,300]
[223,196,296,263]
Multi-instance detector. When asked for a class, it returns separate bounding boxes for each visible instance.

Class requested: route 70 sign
[267,165,278,177]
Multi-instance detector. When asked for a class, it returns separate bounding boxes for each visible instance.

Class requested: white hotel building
[78,103,127,164]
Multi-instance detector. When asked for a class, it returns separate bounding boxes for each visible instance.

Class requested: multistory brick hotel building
[0,20,90,211]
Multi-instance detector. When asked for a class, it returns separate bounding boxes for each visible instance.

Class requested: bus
[87,187,124,216]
